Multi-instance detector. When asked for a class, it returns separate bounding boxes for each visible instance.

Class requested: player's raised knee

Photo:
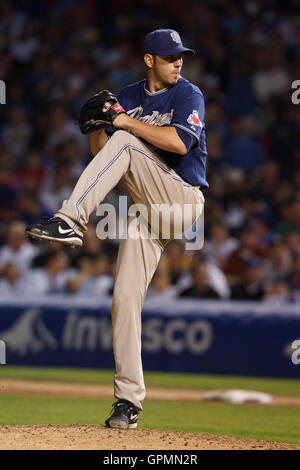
[111,129,139,144]
[111,129,130,140]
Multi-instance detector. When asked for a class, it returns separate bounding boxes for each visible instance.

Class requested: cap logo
[170,31,181,44]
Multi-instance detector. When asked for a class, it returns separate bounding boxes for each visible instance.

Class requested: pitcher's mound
[0,425,299,450]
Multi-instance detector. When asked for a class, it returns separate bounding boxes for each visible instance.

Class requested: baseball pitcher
[26,29,208,429]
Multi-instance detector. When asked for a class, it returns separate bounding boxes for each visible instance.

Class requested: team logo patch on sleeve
[187,110,202,128]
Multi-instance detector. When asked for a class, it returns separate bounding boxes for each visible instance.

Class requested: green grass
[0,395,299,444]
[1,366,300,396]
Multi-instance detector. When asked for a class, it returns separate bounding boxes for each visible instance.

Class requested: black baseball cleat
[105,399,139,429]
[25,217,83,248]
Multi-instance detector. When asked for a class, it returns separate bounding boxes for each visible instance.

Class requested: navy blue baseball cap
[143,29,195,56]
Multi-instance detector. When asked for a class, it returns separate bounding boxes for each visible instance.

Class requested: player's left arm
[113,114,187,155]
[113,86,204,155]
[79,88,201,155]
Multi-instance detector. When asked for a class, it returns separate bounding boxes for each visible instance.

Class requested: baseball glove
[79,90,126,134]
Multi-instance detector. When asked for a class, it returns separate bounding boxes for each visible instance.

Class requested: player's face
[151,53,183,87]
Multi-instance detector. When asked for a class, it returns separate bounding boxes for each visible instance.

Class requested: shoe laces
[111,400,135,414]
[49,217,74,231]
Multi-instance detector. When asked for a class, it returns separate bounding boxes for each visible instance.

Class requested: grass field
[0,366,299,444]
[2,365,300,396]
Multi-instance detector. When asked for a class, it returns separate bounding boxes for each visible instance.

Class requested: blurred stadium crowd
[0,0,300,302]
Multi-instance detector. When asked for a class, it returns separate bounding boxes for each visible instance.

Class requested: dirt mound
[0,424,299,450]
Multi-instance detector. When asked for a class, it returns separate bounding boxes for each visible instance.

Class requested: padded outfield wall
[0,296,299,378]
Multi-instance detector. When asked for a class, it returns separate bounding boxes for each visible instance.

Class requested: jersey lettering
[128,106,174,126]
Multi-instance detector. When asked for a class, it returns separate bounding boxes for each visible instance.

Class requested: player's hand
[111,111,130,128]
[79,90,126,134]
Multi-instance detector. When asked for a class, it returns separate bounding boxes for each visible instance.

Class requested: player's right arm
[88,129,109,156]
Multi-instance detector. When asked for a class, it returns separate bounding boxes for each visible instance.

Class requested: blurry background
[0,0,300,302]
[0,0,299,376]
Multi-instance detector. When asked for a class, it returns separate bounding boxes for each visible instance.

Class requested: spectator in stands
[205,132,223,169]
[1,105,32,163]
[284,231,300,258]
[46,104,87,154]
[205,101,228,141]
[0,0,28,46]
[11,22,39,64]
[147,269,177,299]
[221,170,250,234]
[263,104,298,179]
[0,262,26,295]
[17,172,44,224]
[159,240,192,290]
[276,200,300,235]
[65,257,93,294]
[288,254,300,302]
[264,240,293,284]
[0,220,38,276]
[252,46,290,103]
[69,221,117,268]
[0,152,20,224]
[82,252,113,295]
[40,165,73,215]
[60,138,86,180]
[230,259,266,301]
[248,216,275,247]
[226,58,257,117]
[223,116,265,172]
[17,151,46,192]
[203,221,238,269]
[264,281,292,304]
[179,262,220,299]
[66,253,113,295]
[253,160,280,204]
[224,226,269,284]
[188,252,230,298]
[24,250,72,295]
